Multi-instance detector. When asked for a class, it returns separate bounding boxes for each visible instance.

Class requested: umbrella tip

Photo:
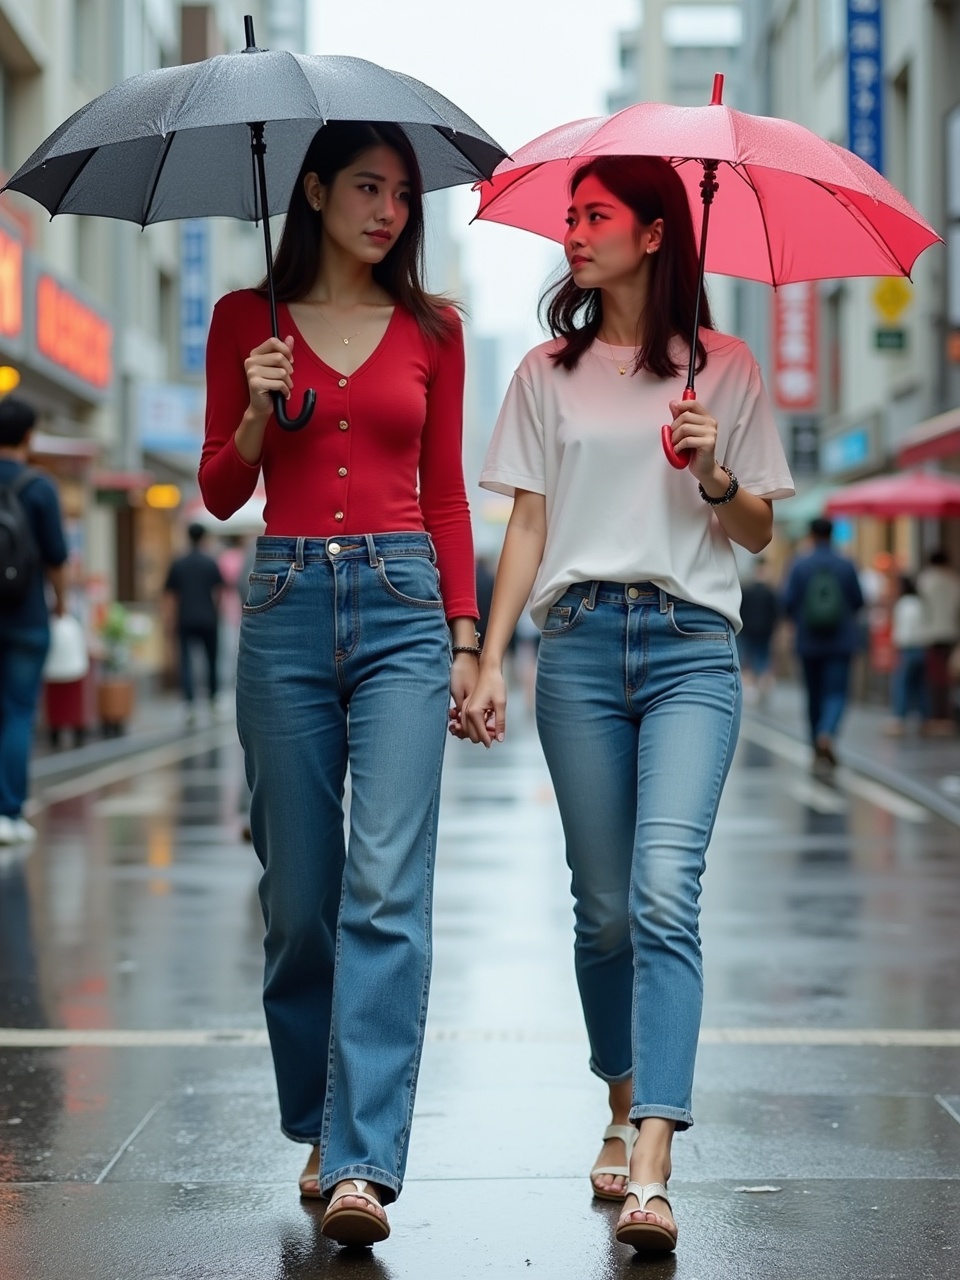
[710,73,724,106]
[244,15,256,49]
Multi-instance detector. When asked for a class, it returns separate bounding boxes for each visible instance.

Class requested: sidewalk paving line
[2,1028,960,1048]
[26,724,238,814]
[740,719,933,824]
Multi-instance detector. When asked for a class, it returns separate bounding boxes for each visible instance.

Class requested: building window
[824,286,844,416]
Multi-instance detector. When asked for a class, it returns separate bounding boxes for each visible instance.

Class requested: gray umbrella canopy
[4,49,505,225]
[3,22,506,430]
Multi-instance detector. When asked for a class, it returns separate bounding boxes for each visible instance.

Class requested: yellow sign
[0,365,21,393]
[145,484,181,509]
[872,277,912,324]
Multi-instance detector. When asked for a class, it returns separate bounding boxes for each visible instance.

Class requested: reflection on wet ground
[1,708,959,1278]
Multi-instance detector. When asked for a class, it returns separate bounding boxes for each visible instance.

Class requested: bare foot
[618,1154,676,1236]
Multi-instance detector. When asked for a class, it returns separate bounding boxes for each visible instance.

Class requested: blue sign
[180,221,210,376]
[847,0,884,173]
[823,426,871,474]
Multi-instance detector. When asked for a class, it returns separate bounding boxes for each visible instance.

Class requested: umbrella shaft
[249,123,280,341]
[687,160,719,392]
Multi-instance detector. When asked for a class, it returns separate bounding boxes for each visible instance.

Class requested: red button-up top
[199,289,478,620]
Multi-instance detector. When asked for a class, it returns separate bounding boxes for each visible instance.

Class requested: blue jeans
[535,583,741,1130]
[0,624,50,819]
[800,654,852,743]
[236,534,451,1202]
[891,647,928,720]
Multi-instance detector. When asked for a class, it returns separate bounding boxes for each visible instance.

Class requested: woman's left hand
[448,653,480,739]
[668,397,718,483]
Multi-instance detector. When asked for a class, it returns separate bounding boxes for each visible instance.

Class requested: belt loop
[364,533,379,567]
[586,581,600,610]
[658,588,669,614]
[426,534,437,564]
[295,537,305,571]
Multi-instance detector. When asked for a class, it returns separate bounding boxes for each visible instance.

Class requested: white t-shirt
[480,329,795,631]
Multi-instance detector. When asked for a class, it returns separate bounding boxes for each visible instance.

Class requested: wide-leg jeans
[535,582,741,1130]
[237,533,451,1201]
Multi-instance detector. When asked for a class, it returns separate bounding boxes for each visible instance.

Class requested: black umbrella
[2,17,506,430]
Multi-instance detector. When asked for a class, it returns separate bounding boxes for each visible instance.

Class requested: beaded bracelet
[451,645,482,657]
[698,465,739,506]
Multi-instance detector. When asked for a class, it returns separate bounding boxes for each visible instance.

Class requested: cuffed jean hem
[281,1124,323,1146]
[590,1059,633,1085]
[629,1104,693,1131]
[320,1164,402,1204]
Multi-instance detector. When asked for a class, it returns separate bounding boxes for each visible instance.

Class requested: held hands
[668,397,718,482]
[448,653,481,739]
[245,335,295,418]
[459,664,507,748]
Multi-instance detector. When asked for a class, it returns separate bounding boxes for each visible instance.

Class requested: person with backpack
[783,517,864,769]
[0,396,68,845]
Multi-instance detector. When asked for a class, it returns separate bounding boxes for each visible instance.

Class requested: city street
[1,700,959,1279]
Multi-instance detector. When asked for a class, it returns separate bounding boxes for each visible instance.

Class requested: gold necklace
[597,331,640,375]
[312,306,364,346]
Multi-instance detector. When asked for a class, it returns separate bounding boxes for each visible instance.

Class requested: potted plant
[96,603,137,734]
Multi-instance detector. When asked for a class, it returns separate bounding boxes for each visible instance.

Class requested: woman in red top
[200,122,479,1247]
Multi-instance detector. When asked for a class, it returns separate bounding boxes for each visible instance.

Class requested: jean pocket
[375,556,444,609]
[665,602,730,641]
[242,566,295,614]
[541,595,587,637]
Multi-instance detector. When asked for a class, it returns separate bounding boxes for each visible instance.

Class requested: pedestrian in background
[463,155,793,1257]
[737,557,780,705]
[916,549,960,734]
[884,575,929,736]
[0,396,68,846]
[162,522,223,726]
[783,517,864,770]
[199,122,479,1246]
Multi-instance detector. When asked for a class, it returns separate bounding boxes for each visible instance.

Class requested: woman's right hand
[462,665,508,748]
[244,335,295,419]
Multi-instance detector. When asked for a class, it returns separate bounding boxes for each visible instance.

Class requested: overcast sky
[309,0,638,344]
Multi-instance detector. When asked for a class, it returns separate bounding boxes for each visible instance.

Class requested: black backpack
[0,468,42,606]
[801,565,845,633]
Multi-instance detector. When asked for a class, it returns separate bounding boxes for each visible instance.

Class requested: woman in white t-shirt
[461,155,794,1257]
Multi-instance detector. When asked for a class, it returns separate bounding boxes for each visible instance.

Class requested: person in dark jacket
[163,523,223,723]
[783,517,864,769]
[0,397,68,845]
[738,557,780,704]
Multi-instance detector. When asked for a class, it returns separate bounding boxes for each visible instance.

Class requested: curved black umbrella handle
[272,388,316,432]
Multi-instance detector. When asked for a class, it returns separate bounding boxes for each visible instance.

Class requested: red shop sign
[773,281,819,411]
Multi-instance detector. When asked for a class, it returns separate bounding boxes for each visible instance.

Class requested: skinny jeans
[535,582,741,1130]
[236,534,450,1202]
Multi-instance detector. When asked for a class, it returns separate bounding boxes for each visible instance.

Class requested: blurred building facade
[739,0,960,568]
[0,0,296,649]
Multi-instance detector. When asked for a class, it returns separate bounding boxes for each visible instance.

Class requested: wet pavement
[1,691,959,1278]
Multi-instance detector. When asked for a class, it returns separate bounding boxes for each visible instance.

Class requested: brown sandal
[615,1180,678,1255]
[320,1179,390,1246]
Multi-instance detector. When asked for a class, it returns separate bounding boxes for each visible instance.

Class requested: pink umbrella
[825,471,960,520]
[475,76,942,468]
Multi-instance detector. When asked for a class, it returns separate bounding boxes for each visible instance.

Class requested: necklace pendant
[618,366,626,375]
[343,337,350,344]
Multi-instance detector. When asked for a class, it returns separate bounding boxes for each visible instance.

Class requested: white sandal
[590,1123,638,1201]
[320,1179,390,1246]
[615,1180,678,1254]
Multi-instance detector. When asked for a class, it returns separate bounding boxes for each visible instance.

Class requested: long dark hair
[261,121,457,341]
[542,155,713,379]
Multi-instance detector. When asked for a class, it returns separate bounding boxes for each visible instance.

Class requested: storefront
[0,210,114,622]
[897,406,960,564]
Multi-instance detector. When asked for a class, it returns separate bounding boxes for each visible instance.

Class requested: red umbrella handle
[661,387,697,469]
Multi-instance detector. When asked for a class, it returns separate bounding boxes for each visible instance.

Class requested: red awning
[825,470,960,519]
[897,407,960,468]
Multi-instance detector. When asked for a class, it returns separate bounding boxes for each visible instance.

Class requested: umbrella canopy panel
[474,102,942,285]
[6,50,505,225]
[825,471,960,519]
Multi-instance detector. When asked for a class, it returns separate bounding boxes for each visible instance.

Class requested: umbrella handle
[661,387,697,469]
[273,388,317,432]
